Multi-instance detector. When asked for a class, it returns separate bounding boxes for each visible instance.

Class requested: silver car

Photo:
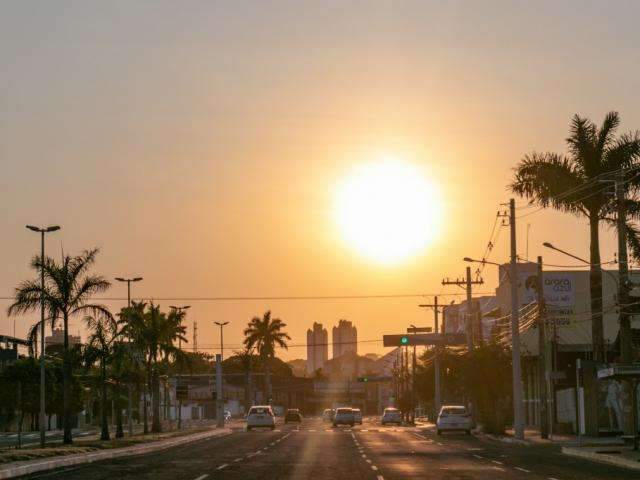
[436,405,473,435]
[246,405,276,431]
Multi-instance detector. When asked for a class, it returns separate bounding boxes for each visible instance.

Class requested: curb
[474,432,532,446]
[0,428,232,479]
[561,446,640,471]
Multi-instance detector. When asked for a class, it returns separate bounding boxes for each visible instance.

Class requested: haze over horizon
[3,1,640,360]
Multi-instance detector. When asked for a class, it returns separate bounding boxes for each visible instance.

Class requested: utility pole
[216,354,224,428]
[214,321,229,424]
[442,271,484,350]
[419,298,445,416]
[193,320,198,353]
[617,171,632,363]
[536,256,549,439]
[505,198,525,439]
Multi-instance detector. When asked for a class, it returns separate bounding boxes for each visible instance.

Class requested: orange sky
[2,1,640,360]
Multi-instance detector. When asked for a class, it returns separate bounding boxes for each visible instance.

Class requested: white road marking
[234,458,242,462]
[377,476,384,480]
[372,466,378,471]
[437,442,443,445]
[515,467,530,473]
[548,477,560,480]
[491,460,504,465]
[216,464,228,471]
[366,459,372,464]
[473,454,484,459]
[270,442,275,446]
[361,454,367,458]
[309,429,316,432]
[194,475,209,480]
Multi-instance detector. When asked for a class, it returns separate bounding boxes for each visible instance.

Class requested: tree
[510,112,640,361]
[120,302,186,433]
[84,314,120,440]
[243,311,290,404]
[8,248,111,443]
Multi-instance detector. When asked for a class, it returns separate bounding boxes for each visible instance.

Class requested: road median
[561,446,640,471]
[0,427,232,479]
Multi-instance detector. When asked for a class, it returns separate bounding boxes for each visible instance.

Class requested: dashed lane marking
[234,458,242,462]
[548,477,560,480]
[366,459,372,464]
[473,454,484,459]
[377,476,384,480]
[216,464,228,471]
[491,460,504,465]
[515,467,530,473]
[372,466,378,471]
[194,475,209,480]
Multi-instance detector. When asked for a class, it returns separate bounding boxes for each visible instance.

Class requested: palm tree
[511,112,640,361]
[121,302,186,433]
[234,347,255,410]
[243,311,290,405]
[8,248,111,444]
[84,314,120,440]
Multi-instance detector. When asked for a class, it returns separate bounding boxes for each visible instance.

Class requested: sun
[334,158,443,265]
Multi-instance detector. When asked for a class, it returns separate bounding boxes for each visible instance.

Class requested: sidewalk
[0,425,232,479]
[481,426,640,471]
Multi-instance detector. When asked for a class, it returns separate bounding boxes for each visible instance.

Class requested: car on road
[333,407,355,427]
[381,407,402,426]
[246,405,276,431]
[322,408,335,423]
[284,408,303,423]
[436,405,473,435]
[352,408,362,424]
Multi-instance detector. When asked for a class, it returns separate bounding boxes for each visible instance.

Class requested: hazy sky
[2,1,640,360]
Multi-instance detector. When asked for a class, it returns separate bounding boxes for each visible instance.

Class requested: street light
[542,242,590,264]
[214,321,229,426]
[115,276,143,437]
[26,224,61,448]
[214,321,229,360]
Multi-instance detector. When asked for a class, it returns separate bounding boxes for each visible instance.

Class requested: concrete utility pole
[508,198,525,440]
[442,271,483,350]
[216,354,224,428]
[536,256,549,439]
[214,321,229,424]
[617,171,632,363]
[419,298,445,416]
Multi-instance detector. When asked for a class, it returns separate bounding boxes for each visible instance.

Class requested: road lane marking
[491,460,503,465]
[234,458,242,462]
[216,464,228,471]
[362,454,367,458]
[270,442,275,446]
[377,476,384,480]
[366,459,372,464]
[473,454,484,459]
[548,477,560,480]
[515,467,530,473]
[372,466,378,471]
[194,475,209,480]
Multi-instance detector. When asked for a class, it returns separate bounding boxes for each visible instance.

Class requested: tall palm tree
[84,314,120,440]
[511,112,640,361]
[243,311,290,405]
[8,248,111,444]
[121,302,186,433]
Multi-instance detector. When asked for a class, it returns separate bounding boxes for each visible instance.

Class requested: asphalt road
[19,417,632,480]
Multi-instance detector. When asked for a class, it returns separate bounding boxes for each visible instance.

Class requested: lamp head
[46,226,61,232]
[115,277,125,282]
[463,257,474,263]
[133,277,143,282]
[26,225,41,232]
[543,242,553,249]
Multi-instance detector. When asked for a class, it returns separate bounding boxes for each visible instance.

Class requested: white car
[352,408,362,424]
[436,405,473,435]
[381,407,402,426]
[246,405,276,431]
[333,407,355,427]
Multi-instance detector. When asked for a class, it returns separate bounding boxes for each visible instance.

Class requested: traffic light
[357,377,369,383]
[400,336,409,345]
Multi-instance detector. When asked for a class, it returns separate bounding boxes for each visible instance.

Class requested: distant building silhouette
[306,322,328,375]
[45,328,80,348]
[332,319,357,358]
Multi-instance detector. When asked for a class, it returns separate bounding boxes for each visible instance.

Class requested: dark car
[284,408,303,423]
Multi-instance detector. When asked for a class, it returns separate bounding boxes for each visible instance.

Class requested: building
[45,328,81,348]
[306,323,328,375]
[332,319,357,358]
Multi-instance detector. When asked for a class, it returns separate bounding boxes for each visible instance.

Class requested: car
[333,407,355,427]
[381,407,402,426]
[322,408,335,423]
[436,405,473,435]
[246,405,276,431]
[352,408,362,424]
[284,408,302,423]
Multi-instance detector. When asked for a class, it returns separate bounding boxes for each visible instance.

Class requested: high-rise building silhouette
[306,322,328,375]
[332,319,357,358]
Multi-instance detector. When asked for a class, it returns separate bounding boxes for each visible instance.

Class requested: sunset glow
[334,159,443,265]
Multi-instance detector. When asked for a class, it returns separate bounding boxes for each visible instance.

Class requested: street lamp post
[26,224,61,448]
[214,322,229,425]
[115,276,143,437]
[169,305,190,429]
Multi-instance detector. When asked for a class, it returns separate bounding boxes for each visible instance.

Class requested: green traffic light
[401,336,409,345]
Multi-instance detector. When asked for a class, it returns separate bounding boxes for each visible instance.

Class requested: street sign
[407,327,433,334]
[383,332,466,347]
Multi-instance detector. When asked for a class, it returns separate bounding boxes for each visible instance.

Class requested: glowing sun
[334,159,443,265]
